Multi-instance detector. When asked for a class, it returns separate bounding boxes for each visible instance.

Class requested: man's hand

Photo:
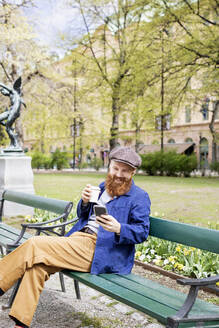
[96,214,121,234]
[81,184,92,204]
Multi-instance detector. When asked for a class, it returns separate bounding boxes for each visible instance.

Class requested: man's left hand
[96,214,121,234]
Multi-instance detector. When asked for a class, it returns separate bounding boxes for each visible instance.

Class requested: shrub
[31,151,45,169]
[210,161,219,173]
[162,151,181,176]
[140,151,163,175]
[140,151,197,177]
[30,152,52,169]
[51,149,69,170]
[90,157,103,171]
[178,154,197,177]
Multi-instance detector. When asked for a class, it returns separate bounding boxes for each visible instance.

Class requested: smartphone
[94,205,108,217]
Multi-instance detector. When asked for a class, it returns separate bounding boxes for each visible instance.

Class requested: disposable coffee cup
[89,186,100,203]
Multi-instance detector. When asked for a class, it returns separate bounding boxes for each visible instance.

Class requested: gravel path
[0,264,217,328]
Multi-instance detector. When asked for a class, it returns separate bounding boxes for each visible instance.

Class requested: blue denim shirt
[66,180,151,274]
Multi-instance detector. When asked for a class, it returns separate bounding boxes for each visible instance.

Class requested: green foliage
[210,161,219,173]
[30,151,47,169]
[140,151,164,176]
[90,157,103,171]
[30,150,70,170]
[51,149,69,170]
[135,236,219,279]
[178,154,198,177]
[140,151,197,177]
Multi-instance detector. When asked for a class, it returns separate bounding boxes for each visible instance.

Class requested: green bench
[0,189,74,307]
[62,217,219,328]
[1,190,219,327]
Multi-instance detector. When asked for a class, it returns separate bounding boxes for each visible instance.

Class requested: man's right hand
[81,184,92,204]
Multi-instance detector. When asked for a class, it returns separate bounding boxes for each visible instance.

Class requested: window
[155,114,171,130]
[185,106,191,123]
[185,138,193,143]
[168,139,175,144]
[201,98,210,120]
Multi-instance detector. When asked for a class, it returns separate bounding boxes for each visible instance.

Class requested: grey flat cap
[109,147,142,169]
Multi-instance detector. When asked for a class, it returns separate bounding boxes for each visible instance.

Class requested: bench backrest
[149,216,219,254]
[0,190,73,220]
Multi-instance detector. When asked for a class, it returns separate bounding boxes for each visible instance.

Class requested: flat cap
[109,146,142,169]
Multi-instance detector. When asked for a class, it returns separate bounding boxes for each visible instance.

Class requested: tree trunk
[110,88,120,150]
[209,101,219,163]
[135,123,141,152]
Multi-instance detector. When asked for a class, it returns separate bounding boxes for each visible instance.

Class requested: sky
[23,0,83,56]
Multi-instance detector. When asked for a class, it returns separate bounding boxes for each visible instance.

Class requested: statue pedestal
[0,155,35,217]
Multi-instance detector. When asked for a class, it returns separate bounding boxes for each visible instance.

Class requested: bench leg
[166,319,179,328]
[0,245,4,257]
[74,279,81,300]
[59,272,66,292]
[2,279,21,310]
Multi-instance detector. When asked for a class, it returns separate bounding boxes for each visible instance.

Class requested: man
[0,146,151,328]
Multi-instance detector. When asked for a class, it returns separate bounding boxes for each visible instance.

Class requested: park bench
[1,190,219,327]
[0,189,74,307]
[62,217,219,328]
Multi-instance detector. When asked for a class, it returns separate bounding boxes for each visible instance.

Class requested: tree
[0,1,52,147]
[156,0,219,159]
[67,0,157,150]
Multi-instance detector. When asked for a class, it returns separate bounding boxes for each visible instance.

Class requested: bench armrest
[21,213,66,228]
[177,275,219,287]
[21,216,79,236]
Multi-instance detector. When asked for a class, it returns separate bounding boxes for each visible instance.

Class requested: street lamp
[70,121,80,169]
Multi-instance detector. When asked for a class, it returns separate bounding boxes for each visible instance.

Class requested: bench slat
[63,271,219,326]
[63,271,175,323]
[149,216,219,254]
[0,223,32,247]
[100,274,218,316]
[2,190,71,215]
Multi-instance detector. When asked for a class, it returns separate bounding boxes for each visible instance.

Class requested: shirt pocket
[109,204,130,223]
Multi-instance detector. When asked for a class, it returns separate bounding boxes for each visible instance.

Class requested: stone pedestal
[0,155,35,217]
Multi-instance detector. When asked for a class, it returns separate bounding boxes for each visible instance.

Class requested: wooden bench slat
[0,223,31,246]
[150,217,219,254]
[101,274,216,315]
[102,274,218,315]
[3,190,71,214]
[63,271,219,326]
[63,271,175,323]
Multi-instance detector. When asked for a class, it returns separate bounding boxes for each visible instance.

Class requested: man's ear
[132,169,136,176]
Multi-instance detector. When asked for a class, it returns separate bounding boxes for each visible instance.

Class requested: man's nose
[115,170,123,177]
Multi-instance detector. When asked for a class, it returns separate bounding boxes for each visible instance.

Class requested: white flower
[139,254,145,261]
[155,255,162,260]
[150,249,155,255]
[146,255,152,260]
[164,259,169,265]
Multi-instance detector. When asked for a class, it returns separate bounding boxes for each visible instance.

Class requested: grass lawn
[34,172,219,227]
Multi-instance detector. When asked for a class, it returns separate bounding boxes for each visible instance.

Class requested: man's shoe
[0,288,4,296]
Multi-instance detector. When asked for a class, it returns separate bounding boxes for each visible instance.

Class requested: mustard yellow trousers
[0,232,97,327]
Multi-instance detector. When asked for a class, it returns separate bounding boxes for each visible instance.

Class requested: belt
[80,227,97,236]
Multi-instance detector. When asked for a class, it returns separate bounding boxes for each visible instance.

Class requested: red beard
[105,172,132,197]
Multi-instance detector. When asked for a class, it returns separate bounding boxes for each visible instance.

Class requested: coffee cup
[89,186,100,203]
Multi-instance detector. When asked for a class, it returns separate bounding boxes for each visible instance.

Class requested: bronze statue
[0,77,25,151]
